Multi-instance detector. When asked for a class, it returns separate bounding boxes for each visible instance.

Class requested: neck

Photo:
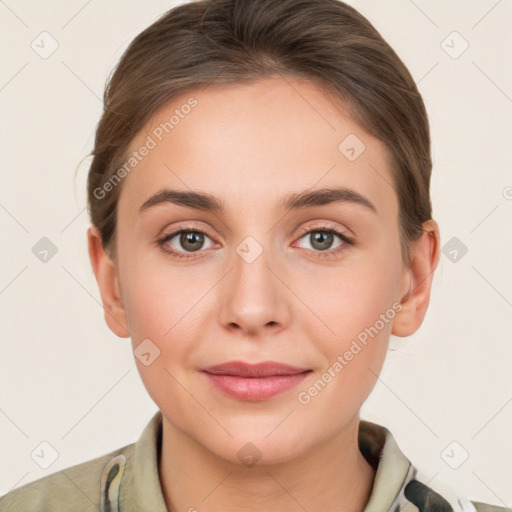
[158,415,376,512]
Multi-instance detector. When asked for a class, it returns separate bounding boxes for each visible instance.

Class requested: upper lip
[201,361,311,377]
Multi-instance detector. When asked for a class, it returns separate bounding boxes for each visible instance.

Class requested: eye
[157,223,355,261]
[295,225,354,259]
[157,227,215,259]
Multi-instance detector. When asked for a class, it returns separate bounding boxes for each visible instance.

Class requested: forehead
[118,77,397,222]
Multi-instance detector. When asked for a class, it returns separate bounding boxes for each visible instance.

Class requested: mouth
[200,361,313,401]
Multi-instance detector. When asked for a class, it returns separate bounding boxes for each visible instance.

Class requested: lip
[201,361,311,377]
[200,361,312,401]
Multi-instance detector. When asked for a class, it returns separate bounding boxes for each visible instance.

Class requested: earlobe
[87,226,130,338]
[391,220,441,338]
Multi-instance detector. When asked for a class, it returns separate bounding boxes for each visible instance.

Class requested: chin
[203,429,307,468]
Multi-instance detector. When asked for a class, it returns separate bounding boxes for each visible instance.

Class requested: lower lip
[202,371,311,401]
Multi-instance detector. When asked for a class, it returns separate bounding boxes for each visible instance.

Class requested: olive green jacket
[0,411,509,511]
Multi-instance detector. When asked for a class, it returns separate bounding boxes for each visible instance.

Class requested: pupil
[181,231,204,251]
[312,231,332,251]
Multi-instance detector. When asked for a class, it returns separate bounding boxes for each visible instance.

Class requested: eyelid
[295,222,352,240]
[158,221,216,240]
[158,221,351,243]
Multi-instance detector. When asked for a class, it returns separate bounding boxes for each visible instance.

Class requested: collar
[100,411,477,512]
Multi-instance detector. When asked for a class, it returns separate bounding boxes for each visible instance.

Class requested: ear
[87,225,130,338]
[392,219,441,337]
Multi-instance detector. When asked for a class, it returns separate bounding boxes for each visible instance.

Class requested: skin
[88,76,440,512]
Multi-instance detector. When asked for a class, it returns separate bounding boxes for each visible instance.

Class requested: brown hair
[87,0,433,266]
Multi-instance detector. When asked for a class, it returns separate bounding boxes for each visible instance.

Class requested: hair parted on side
[87,0,433,266]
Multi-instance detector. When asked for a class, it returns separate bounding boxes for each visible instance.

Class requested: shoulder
[470,502,511,512]
[0,442,135,512]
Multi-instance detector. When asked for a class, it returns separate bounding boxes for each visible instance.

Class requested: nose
[218,240,291,337]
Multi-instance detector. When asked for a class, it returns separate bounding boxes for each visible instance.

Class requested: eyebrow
[138,187,378,215]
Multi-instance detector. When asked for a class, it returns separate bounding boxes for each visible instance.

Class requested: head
[87,0,440,464]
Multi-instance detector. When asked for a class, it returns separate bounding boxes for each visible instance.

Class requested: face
[110,76,412,464]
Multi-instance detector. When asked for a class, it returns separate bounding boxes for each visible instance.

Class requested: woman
[0,0,506,510]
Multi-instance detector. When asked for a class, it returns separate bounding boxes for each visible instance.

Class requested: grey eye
[298,230,343,252]
[166,231,214,253]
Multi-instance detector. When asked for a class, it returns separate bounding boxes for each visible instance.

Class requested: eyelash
[156,223,355,261]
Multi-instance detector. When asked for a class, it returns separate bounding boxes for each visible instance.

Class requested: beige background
[0,0,511,507]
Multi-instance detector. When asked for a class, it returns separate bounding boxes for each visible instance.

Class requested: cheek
[121,254,205,339]
[122,263,207,408]
[293,251,400,398]
[301,260,398,339]
[292,268,395,421]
